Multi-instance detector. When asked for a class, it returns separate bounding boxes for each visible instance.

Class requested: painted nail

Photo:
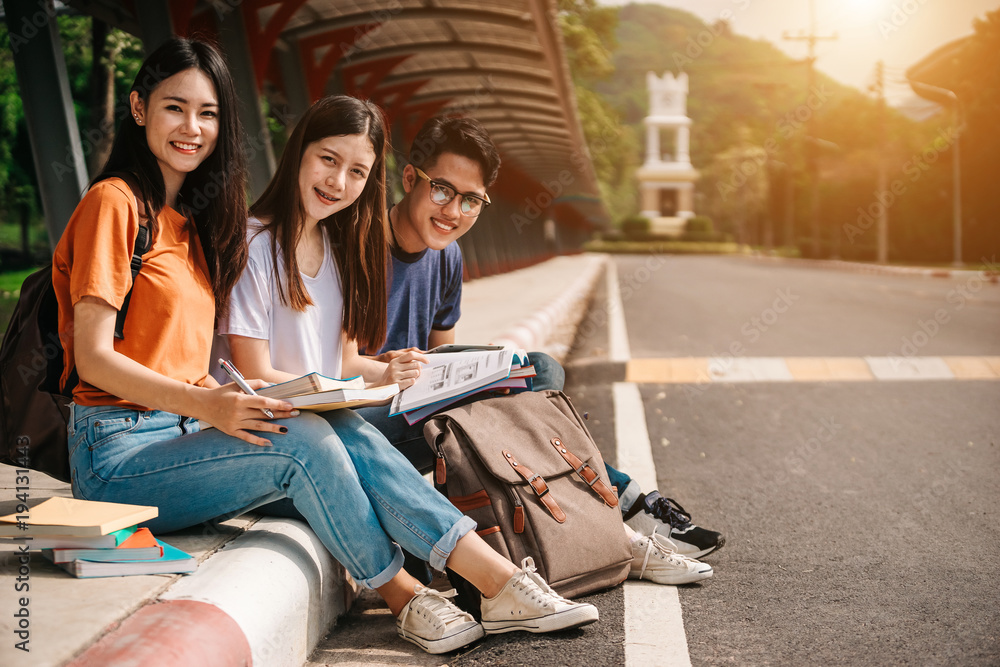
[290,410,300,417]
[279,426,288,434]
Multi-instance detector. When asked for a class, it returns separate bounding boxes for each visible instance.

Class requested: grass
[0,267,41,335]
[0,267,41,295]
[584,239,748,255]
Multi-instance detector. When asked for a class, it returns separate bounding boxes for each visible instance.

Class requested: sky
[601,0,998,108]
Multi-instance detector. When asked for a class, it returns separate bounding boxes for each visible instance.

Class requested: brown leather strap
[435,454,446,485]
[502,449,566,523]
[550,437,619,508]
[476,526,501,537]
[450,489,492,512]
[513,506,525,533]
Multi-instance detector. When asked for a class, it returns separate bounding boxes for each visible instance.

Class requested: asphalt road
[307,254,999,666]
[566,255,1000,666]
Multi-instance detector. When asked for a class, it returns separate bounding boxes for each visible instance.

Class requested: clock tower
[637,72,699,235]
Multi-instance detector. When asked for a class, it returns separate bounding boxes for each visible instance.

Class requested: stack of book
[390,346,537,424]
[0,497,195,578]
[257,373,399,410]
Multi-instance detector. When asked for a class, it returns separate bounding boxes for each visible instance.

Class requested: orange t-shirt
[52,178,215,409]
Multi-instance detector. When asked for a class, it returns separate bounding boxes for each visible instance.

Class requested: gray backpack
[424,390,631,610]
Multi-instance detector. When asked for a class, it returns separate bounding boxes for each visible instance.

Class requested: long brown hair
[250,95,389,352]
[93,37,248,316]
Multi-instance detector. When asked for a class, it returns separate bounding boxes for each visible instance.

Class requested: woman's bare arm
[74,297,295,446]
[227,335,301,385]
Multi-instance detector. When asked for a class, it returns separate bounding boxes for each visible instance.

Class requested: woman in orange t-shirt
[54,39,598,654]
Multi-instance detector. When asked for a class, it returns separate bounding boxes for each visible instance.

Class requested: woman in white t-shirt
[217,96,598,654]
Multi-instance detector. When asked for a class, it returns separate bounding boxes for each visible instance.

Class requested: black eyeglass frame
[413,167,491,216]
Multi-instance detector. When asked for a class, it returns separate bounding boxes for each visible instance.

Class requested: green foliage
[685,216,713,233]
[0,267,41,294]
[0,16,143,258]
[620,214,650,237]
[558,0,638,216]
[584,239,745,255]
[568,2,1000,261]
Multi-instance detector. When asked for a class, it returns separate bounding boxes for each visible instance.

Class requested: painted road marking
[608,261,632,363]
[708,357,794,382]
[613,382,658,493]
[608,258,693,667]
[625,357,1000,383]
[866,356,955,380]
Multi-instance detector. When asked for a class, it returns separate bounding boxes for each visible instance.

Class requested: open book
[389,348,528,416]
[257,373,366,400]
[283,383,398,411]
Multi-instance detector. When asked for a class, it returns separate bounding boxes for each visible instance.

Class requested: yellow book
[0,497,158,537]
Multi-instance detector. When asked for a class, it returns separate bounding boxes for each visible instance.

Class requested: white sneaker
[629,534,713,585]
[480,557,599,634]
[396,586,484,654]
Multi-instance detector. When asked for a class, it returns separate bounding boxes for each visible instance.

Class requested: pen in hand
[218,358,275,419]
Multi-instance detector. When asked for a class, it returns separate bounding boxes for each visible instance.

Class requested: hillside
[570,3,998,262]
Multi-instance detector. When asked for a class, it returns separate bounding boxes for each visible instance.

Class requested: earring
[134,114,142,125]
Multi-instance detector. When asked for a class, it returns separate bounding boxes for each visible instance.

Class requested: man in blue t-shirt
[356,117,724,568]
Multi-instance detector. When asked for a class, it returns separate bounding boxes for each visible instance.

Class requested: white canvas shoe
[396,586,484,654]
[480,557,599,634]
[629,534,713,585]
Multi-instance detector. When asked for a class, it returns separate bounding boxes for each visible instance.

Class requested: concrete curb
[490,254,609,363]
[748,254,999,283]
[67,518,357,667]
[61,254,611,666]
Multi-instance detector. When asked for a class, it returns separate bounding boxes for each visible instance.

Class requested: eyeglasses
[413,167,491,217]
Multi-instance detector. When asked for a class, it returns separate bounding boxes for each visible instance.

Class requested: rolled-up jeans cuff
[619,479,642,516]
[428,515,477,572]
[358,544,404,590]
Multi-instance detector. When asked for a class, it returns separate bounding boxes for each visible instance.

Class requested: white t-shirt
[213,219,344,383]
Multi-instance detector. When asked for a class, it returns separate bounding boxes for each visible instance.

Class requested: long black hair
[250,95,390,352]
[93,37,248,315]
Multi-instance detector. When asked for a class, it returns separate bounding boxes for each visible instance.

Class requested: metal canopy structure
[46,0,608,275]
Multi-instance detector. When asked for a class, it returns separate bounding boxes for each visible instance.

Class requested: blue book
[51,539,196,578]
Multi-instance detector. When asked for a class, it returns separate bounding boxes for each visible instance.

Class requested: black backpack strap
[114,224,151,340]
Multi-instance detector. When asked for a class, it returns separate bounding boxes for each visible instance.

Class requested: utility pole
[873,61,889,264]
[783,0,837,257]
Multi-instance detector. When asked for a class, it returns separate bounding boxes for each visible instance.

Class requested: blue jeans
[356,351,642,513]
[68,403,475,589]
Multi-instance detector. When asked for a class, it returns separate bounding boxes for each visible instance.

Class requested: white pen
[218,358,274,419]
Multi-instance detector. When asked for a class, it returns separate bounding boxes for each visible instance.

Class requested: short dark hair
[408,116,501,188]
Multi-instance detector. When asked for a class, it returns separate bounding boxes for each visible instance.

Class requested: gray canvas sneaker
[480,557,600,634]
[396,586,484,654]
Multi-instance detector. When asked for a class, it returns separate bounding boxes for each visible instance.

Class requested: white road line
[607,260,632,363]
[708,357,794,382]
[612,383,658,494]
[607,258,692,667]
[625,583,693,667]
[865,356,955,380]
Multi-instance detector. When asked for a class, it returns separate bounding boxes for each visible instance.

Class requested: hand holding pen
[219,358,275,419]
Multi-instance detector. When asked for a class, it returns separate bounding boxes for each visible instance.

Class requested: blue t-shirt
[379,241,463,354]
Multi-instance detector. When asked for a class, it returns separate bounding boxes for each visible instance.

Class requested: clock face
[656,90,678,113]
